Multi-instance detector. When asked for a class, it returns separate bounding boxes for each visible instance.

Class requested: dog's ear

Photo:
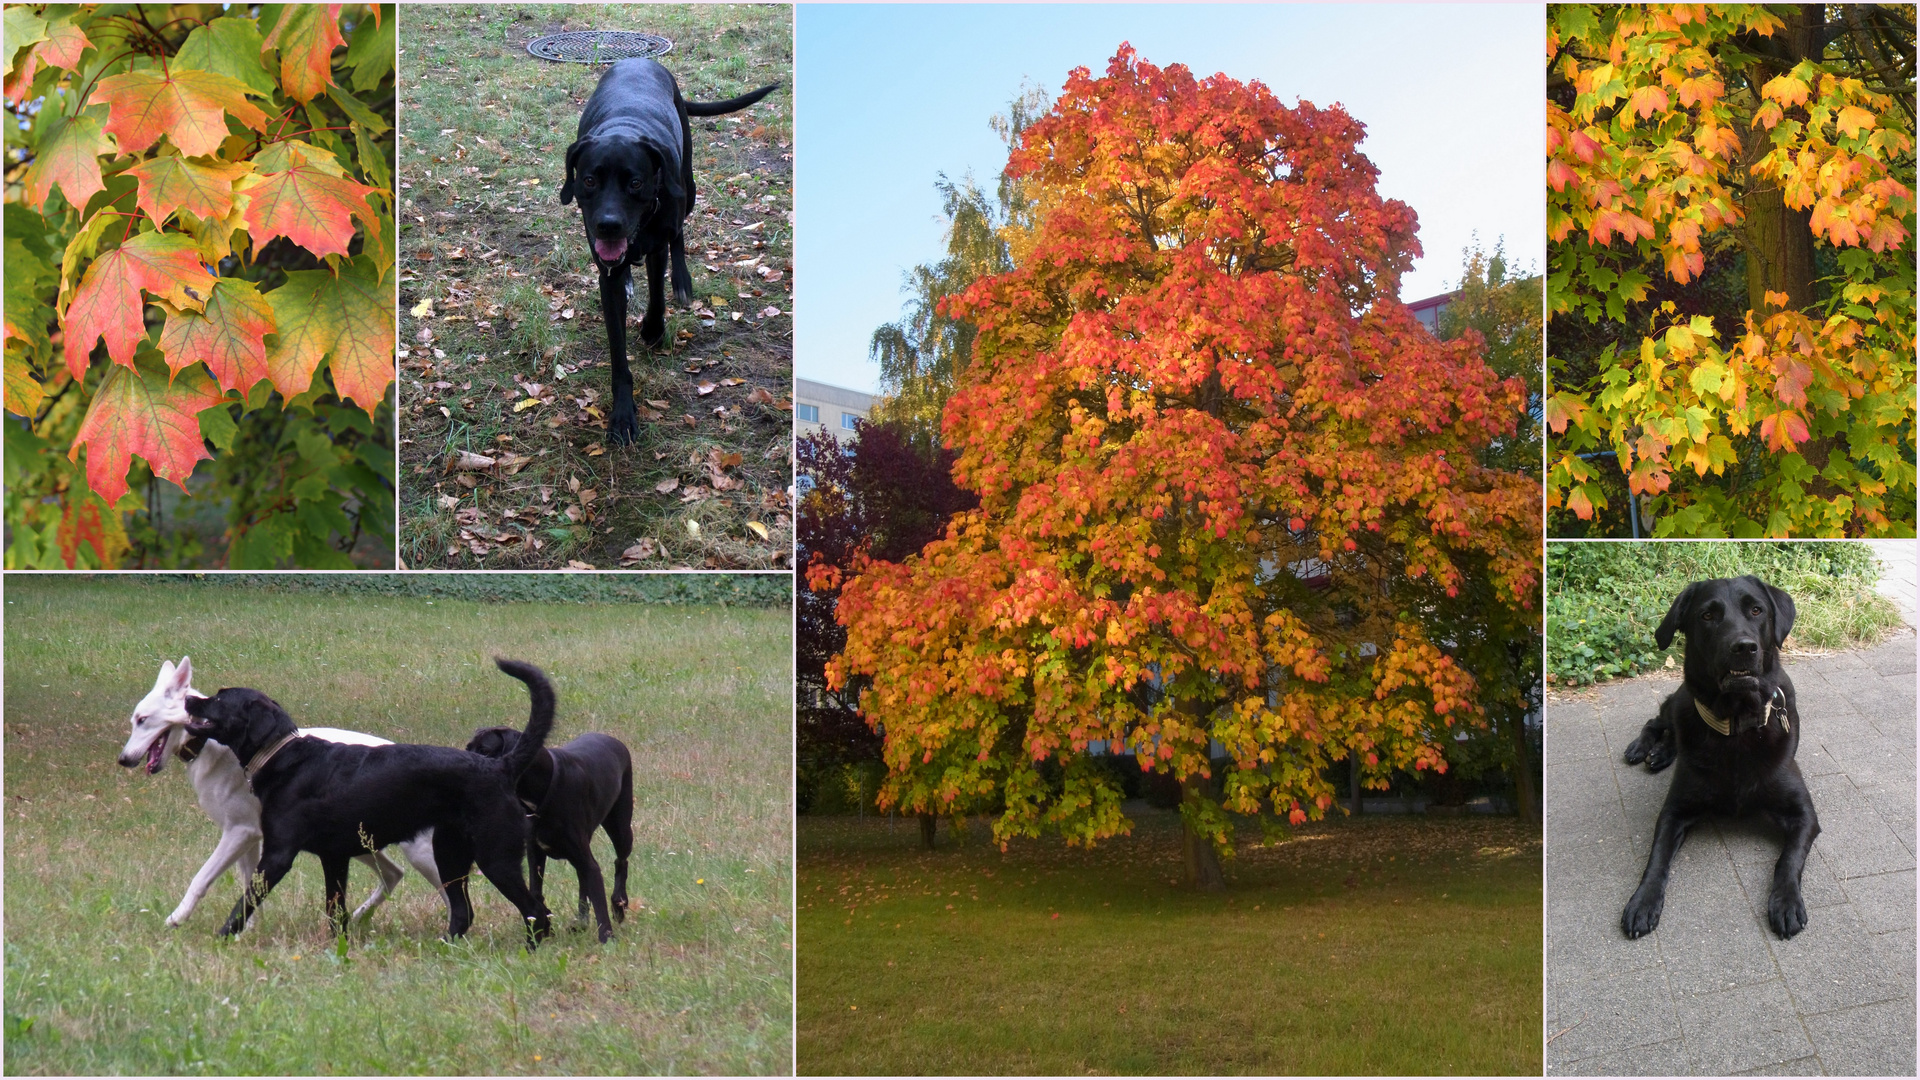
[168,657,192,695]
[1755,576,1796,646]
[561,138,588,205]
[1655,583,1698,651]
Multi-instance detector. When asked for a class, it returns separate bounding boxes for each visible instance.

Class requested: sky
[794,3,1545,394]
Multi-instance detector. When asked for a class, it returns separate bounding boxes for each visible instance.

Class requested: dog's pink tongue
[593,238,628,263]
[145,736,166,774]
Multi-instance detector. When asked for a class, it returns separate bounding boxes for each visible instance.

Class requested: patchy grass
[798,810,1541,1076]
[3,576,792,1075]
[395,5,794,570]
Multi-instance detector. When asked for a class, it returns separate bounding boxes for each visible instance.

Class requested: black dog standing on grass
[560,58,780,445]
[467,727,634,943]
[1620,576,1819,940]
[183,658,557,948]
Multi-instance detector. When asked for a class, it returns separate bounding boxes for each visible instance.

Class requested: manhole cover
[526,30,673,64]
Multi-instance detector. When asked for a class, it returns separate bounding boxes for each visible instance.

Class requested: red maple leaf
[94,66,268,157]
[5,19,92,104]
[125,154,251,227]
[157,279,276,394]
[239,150,381,260]
[68,358,223,507]
[20,114,115,212]
[261,4,346,104]
[62,231,216,377]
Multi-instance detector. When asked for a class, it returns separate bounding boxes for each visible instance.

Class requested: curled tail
[493,658,555,777]
[685,83,780,117]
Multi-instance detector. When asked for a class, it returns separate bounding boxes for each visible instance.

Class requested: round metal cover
[526,30,673,64]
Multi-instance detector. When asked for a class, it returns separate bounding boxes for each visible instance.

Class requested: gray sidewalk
[1545,631,1916,1076]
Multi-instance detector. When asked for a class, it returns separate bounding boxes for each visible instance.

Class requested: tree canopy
[820,47,1540,886]
[1546,4,1915,537]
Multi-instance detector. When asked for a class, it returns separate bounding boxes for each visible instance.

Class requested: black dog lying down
[467,727,633,943]
[183,658,557,947]
[1621,575,1818,940]
[560,58,780,445]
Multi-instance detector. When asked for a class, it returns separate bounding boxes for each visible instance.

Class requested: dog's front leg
[321,854,354,937]
[527,844,554,923]
[219,847,295,937]
[1622,794,1701,939]
[1766,785,1821,938]
[572,851,615,944]
[600,265,640,446]
[169,825,260,927]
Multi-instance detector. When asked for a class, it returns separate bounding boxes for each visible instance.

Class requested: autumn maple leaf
[62,231,216,377]
[157,280,276,394]
[238,148,381,260]
[94,66,268,157]
[262,4,346,104]
[20,113,115,212]
[125,154,252,227]
[5,18,91,105]
[68,355,223,507]
[264,258,396,412]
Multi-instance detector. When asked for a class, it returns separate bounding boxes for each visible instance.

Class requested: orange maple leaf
[157,280,277,394]
[125,155,252,227]
[68,358,222,507]
[62,232,216,377]
[94,66,268,157]
[20,113,115,212]
[264,259,396,412]
[5,20,92,105]
[239,153,381,260]
[262,4,346,104]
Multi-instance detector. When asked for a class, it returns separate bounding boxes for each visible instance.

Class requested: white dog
[117,657,446,928]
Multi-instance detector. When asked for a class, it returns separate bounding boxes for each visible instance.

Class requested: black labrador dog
[466,727,634,943]
[182,658,557,948]
[1620,576,1818,940]
[560,58,779,445]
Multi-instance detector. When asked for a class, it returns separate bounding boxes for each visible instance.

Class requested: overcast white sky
[794,3,1544,394]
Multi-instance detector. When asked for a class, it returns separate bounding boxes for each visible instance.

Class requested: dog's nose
[593,218,625,239]
[1732,639,1759,660]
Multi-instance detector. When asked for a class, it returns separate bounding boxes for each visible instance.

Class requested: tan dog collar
[244,732,301,787]
[1696,686,1789,737]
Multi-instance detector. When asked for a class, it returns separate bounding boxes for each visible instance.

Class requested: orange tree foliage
[1546,5,1915,537]
[4,4,395,567]
[819,48,1540,866]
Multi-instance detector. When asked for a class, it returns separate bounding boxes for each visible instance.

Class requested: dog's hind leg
[527,844,554,923]
[432,829,476,939]
[606,769,633,922]
[398,830,448,912]
[348,851,405,924]
[321,853,356,937]
[167,824,260,927]
[475,844,552,950]
[569,849,615,944]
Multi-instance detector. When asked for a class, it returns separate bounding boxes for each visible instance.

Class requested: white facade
[795,377,874,445]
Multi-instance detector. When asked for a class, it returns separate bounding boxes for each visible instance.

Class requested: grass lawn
[3,576,792,1075]
[395,4,793,570]
[798,809,1541,1076]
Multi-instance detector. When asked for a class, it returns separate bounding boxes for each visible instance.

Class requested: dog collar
[1696,686,1789,736]
[244,732,301,785]
[176,734,208,763]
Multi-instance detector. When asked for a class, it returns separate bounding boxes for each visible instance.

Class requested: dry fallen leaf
[697,382,716,396]
[447,450,495,471]
[746,521,770,540]
[437,494,460,510]
[565,560,595,570]
[514,398,541,413]
[646,399,671,410]
[746,386,774,405]
[586,445,606,457]
[410,297,434,318]
[685,519,701,539]
[656,478,680,494]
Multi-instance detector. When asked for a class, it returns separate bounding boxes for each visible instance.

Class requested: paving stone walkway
[1545,631,1916,1076]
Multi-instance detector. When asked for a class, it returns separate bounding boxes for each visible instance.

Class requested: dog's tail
[493,658,555,778]
[686,83,780,117]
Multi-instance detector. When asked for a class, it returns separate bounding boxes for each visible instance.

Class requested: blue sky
[795,3,1544,393]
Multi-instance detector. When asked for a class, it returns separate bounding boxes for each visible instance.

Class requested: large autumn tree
[819,47,1540,888]
[1546,4,1915,537]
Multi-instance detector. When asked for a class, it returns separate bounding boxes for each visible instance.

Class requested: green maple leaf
[68,352,223,507]
[343,6,394,92]
[175,15,276,97]
[265,257,395,414]
[95,66,269,157]
[157,279,277,394]
[21,113,116,213]
[62,231,215,377]
[125,154,252,227]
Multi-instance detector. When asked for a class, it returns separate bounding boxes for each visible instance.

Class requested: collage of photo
[1,3,1914,1077]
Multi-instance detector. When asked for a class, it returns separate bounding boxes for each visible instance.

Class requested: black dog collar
[1696,686,1789,736]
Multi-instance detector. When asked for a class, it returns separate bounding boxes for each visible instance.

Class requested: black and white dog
[559,58,779,444]
[466,726,634,943]
[1621,576,1818,940]
[183,658,557,947]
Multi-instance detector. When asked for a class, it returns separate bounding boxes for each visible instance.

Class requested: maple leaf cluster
[4,3,396,565]
[1545,4,1916,536]
[823,47,1540,856]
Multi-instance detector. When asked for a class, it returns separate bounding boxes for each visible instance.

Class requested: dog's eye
[627,177,643,193]
[582,175,599,191]
[1749,605,1764,618]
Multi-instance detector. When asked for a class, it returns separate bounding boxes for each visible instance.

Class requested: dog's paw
[1621,889,1664,939]
[607,399,639,446]
[165,909,190,928]
[1643,738,1677,772]
[1624,730,1675,772]
[1768,884,1808,938]
[1623,732,1650,764]
[639,313,665,348]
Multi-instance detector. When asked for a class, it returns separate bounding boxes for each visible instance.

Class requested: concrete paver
[1546,631,1916,1077]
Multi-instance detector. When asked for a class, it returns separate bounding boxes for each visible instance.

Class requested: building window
[841,412,860,430]
[796,403,819,423]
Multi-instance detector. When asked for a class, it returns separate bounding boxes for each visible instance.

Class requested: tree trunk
[1509,715,1539,824]
[1179,775,1227,891]
[1742,4,1822,313]
[1349,753,1363,816]
[918,813,937,851]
